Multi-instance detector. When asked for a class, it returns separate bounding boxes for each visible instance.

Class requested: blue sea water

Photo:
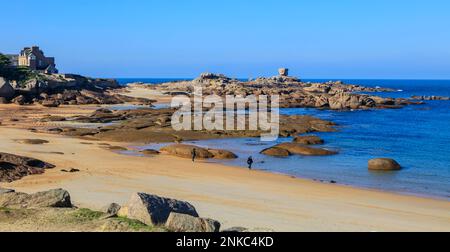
[118,78,450,199]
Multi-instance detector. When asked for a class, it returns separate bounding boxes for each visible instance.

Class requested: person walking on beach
[191,148,197,163]
[247,156,254,170]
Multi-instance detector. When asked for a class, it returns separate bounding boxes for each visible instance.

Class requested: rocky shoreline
[3,71,446,178]
[130,72,426,110]
[0,152,55,182]
[30,106,337,143]
[0,73,154,106]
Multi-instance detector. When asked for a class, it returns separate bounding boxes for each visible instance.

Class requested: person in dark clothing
[191,148,197,163]
[247,156,254,170]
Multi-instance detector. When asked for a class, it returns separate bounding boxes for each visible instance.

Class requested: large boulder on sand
[261,143,337,157]
[208,149,238,159]
[0,189,72,208]
[277,143,337,156]
[368,158,401,171]
[160,144,237,160]
[0,152,55,182]
[0,188,15,194]
[293,135,324,145]
[0,77,15,99]
[260,147,291,157]
[102,202,122,216]
[165,212,221,232]
[160,144,213,159]
[119,192,199,226]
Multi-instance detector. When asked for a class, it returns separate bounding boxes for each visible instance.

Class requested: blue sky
[2,0,450,79]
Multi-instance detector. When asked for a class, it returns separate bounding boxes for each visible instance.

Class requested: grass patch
[0,207,12,213]
[114,217,162,232]
[71,208,104,222]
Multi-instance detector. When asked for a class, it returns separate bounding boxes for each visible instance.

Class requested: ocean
[117,78,450,199]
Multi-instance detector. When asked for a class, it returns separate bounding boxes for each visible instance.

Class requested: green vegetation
[0,207,12,213]
[0,53,31,82]
[0,206,166,231]
[114,216,161,232]
[70,208,104,221]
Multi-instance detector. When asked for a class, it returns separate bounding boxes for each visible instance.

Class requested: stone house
[7,46,58,74]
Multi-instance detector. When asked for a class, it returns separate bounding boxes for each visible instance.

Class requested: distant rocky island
[131,69,425,110]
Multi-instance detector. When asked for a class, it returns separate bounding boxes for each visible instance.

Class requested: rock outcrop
[165,212,221,232]
[102,203,122,216]
[303,84,331,93]
[261,143,337,157]
[145,72,424,111]
[12,74,120,94]
[160,144,238,160]
[53,107,336,143]
[160,144,213,159]
[207,149,238,159]
[0,188,72,208]
[260,147,291,157]
[0,152,55,182]
[293,135,324,145]
[140,149,160,155]
[118,192,199,226]
[6,73,154,106]
[368,158,402,171]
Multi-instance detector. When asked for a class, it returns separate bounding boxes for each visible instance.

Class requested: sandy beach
[3,0,450,236]
[1,121,449,231]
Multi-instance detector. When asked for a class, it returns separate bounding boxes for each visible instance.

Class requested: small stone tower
[278,68,289,77]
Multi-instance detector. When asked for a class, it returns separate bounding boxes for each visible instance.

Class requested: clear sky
[2,0,449,79]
